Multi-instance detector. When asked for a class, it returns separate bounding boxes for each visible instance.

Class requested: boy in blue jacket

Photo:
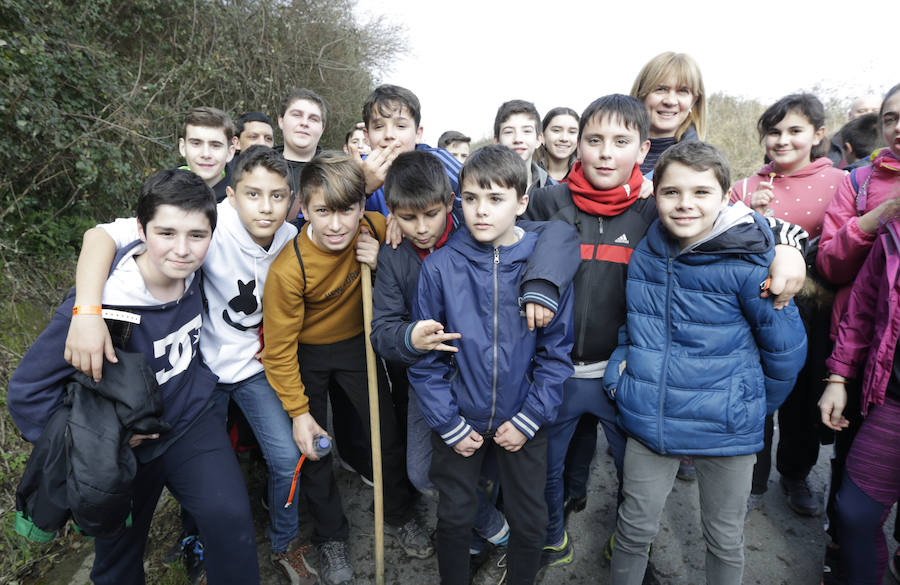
[408,145,575,585]
[603,141,807,585]
[370,150,579,574]
[7,170,259,585]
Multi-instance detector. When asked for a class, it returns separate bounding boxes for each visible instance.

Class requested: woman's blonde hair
[630,52,707,141]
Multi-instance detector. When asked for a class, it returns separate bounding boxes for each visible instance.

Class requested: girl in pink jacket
[732,94,846,520]
[817,83,900,585]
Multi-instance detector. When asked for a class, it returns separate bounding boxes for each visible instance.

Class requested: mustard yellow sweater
[262,212,385,417]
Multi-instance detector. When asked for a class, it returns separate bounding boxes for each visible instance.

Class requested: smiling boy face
[226,165,291,248]
[278,98,325,161]
[578,113,649,191]
[655,162,727,248]
[495,113,542,163]
[179,125,235,187]
[299,188,363,252]
[365,103,423,154]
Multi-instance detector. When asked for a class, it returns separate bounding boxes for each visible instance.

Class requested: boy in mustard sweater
[262,151,430,585]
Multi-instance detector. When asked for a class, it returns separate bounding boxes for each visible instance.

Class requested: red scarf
[413,212,454,261]
[564,161,644,216]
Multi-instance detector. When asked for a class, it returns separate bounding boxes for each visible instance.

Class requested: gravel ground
[41,426,898,585]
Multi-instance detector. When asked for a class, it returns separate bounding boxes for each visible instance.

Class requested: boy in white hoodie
[64,146,318,585]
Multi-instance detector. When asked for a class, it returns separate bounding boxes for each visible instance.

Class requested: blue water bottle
[312,435,332,458]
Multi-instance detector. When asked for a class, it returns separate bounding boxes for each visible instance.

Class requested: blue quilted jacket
[603,203,807,456]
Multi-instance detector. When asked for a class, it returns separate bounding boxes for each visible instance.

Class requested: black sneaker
[676,457,696,481]
[317,540,354,585]
[563,495,587,522]
[540,531,574,567]
[384,517,434,559]
[181,534,206,585]
[822,543,845,585]
[780,476,820,516]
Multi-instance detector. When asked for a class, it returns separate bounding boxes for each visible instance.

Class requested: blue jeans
[216,370,301,553]
[544,376,626,545]
[408,395,506,544]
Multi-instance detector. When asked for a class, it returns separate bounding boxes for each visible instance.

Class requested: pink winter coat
[816,149,900,340]
[729,157,845,238]
[826,220,900,414]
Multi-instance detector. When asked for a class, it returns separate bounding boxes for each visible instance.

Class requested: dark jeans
[91,405,258,585]
[297,335,413,543]
[431,430,548,585]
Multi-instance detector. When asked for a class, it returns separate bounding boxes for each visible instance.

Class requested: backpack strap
[291,234,307,286]
[363,214,380,241]
[853,166,875,216]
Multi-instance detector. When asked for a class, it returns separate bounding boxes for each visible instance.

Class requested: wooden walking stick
[360,263,385,585]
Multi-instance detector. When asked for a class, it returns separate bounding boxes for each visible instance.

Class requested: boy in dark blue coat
[7,170,259,585]
[408,145,575,585]
[370,150,579,574]
[603,141,807,585]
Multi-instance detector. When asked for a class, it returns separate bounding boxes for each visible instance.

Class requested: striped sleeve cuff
[767,217,808,251]
[441,416,473,446]
[520,279,559,313]
[510,412,539,439]
[403,322,428,357]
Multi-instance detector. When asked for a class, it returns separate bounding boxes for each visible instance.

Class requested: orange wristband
[72,305,102,316]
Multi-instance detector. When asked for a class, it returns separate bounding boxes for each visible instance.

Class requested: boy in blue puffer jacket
[603,141,807,585]
[408,145,575,585]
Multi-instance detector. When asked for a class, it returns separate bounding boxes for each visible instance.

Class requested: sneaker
[494,552,507,585]
[469,544,493,584]
[822,543,845,585]
[745,492,764,522]
[890,546,900,582]
[384,518,434,559]
[676,457,696,481]
[603,533,615,563]
[563,495,587,522]
[780,476,820,516]
[181,534,206,585]
[272,543,319,585]
[541,531,574,567]
[317,541,354,585]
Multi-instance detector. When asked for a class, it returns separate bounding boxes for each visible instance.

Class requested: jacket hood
[757,156,834,179]
[647,201,773,265]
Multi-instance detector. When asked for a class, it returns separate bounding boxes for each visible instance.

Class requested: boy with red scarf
[524,94,810,575]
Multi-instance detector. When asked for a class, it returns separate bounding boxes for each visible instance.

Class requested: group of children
[7,48,900,585]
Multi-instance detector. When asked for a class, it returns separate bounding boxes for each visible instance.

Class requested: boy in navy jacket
[7,170,259,585]
[603,141,807,585]
[370,150,578,573]
[408,145,575,585]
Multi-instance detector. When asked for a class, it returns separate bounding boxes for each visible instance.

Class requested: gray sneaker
[317,541,354,585]
[384,518,434,559]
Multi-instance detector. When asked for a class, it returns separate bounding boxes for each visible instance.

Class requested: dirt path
[36,429,897,585]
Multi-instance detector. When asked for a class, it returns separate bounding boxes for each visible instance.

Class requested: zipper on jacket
[658,256,675,453]
[487,247,500,432]
[575,217,603,357]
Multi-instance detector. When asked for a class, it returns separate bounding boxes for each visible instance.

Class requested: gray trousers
[610,438,754,585]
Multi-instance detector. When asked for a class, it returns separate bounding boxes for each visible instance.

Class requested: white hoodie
[99,199,298,383]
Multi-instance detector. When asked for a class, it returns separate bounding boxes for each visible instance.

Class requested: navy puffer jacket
[604,204,807,456]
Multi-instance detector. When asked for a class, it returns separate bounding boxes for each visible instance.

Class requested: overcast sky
[354,0,894,145]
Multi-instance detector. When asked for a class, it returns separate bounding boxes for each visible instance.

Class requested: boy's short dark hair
[493,100,541,140]
[137,168,217,231]
[182,106,235,142]
[362,85,421,128]
[757,93,826,159]
[280,88,327,125]
[437,130,471,149]
[232,145,288,186]
[579,94,650,143]
[299,151,365,210]
[235,111,272,137]
[384,151,452,211]
[841,113,882,160]
[458,145,528,199]
[653,140,731,196]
